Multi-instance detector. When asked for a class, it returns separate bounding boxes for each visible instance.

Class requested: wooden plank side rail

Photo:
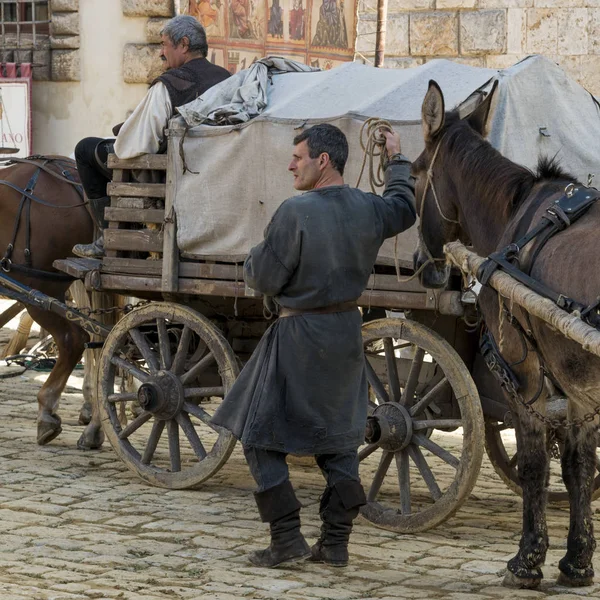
[444,241,600,358]
[104,207,165,224]
[107,182,166,199]
[107,154,168,171]
[104,229,163,253]
[100,257,429,292]
[91,270,463,315]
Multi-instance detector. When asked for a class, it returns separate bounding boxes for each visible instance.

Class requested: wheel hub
[137,370,184,420]
[366,402,413,452]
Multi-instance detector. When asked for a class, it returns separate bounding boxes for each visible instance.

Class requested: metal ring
[1,257,12,272]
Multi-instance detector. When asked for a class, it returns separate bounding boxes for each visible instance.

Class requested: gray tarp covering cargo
[167,55,600,266]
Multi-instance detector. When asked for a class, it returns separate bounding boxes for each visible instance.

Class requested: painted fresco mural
[188,0,356,74]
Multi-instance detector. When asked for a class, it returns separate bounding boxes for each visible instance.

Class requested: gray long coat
[211,159,416,454]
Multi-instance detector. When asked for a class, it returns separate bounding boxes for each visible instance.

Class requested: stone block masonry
[356,3,600,95]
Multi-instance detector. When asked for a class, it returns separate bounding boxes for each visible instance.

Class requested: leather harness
[0,156,86,282]
[477,182,600,403]
[478,183,600,327]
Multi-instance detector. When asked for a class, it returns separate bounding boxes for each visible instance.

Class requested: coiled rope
[356,118,432,284]
[356,118,393,193]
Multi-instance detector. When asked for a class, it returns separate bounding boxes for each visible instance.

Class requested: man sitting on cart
[212,123,416,568]
[72,15,230,259]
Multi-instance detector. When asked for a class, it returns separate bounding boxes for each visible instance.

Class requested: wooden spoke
[365,359,390,404]
[167,419,181,472]
[359,443,379,461]
[413,419,463,431]
[367,451,393,502]
[401,348,425,406]
[156,318,172,370]
[108,392,138,404]
[396,450,411,515]
[508,451,518,469]
[183,401,219,431]
[183,386,225,399]
[414,433,460,469]
[118,411,152,440]
[408,444,442,501]
[180,352,216,386]
[129,327,160,372]
[384,338,402,403]
[142,419,165,464]
[488,421,511,432]
[409,377,450,417]
[111,356,149,383]
[171,326,192,375]
[176,412,207,460]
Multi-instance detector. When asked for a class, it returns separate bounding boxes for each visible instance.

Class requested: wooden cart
[52,152,599,535]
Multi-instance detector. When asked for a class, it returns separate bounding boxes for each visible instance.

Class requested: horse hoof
[78,404,92,426]
[557,562,594,587]
[557,571,594,587]
[503,570,542,589]
[37,415,62,445]
[77,425,105,451]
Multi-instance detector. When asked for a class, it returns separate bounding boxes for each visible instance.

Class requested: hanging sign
[186,0,358,74]
[0,77,32,159]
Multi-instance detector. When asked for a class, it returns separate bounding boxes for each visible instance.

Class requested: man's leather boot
[249,480,311,568]
[72,235,105,259]
[72,196,110,258]
[309,480,366,567]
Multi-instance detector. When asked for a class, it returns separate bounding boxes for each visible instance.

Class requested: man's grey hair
[161,15,208,57]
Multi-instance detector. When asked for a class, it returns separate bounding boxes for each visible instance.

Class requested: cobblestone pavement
[1,323,600,600]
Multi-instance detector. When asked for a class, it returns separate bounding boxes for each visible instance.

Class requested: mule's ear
[467,80,498,136]
[422,80,445,142]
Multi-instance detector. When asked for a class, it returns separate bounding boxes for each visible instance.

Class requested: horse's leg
[503,389,550,588]
[557,414,597,586]
[26,306,88,445]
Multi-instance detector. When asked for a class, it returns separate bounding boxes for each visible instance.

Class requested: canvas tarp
[167,55,600,264]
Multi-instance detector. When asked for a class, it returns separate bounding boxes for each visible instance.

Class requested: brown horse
[412,81,600,589]
[0,156,99,446]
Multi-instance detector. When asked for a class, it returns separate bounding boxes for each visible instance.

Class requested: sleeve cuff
[386,153,411,167]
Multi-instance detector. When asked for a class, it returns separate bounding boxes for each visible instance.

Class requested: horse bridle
[416,135,460,271]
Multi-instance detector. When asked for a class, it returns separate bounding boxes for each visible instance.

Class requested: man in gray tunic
[211,123,416,568]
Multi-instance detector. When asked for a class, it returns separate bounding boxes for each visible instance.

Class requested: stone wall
[45,0,80,81]
[357,2,600,94]
[121,0,175,83]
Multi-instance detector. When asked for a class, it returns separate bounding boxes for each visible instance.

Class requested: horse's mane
[440,111,575,218]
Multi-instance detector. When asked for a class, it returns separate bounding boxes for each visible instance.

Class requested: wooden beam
[161,142,179,294]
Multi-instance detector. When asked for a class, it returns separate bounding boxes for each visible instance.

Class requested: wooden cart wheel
[360,318,484,533]
[97,302,239,489]
[484,420,600,503]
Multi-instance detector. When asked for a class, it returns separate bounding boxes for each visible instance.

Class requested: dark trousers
[244,446,360,493]
[74,137,114,230]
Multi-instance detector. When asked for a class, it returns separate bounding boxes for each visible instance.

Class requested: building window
[1,0,50,45]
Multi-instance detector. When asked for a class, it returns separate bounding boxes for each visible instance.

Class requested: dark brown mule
[0,156,96,445]
[413,81,600,589]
